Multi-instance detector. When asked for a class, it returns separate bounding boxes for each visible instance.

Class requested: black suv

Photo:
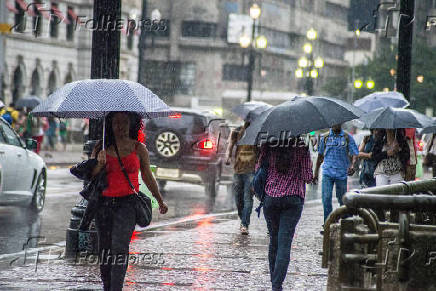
[144,108,233,198]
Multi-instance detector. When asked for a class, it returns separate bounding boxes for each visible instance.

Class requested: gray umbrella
[359,107,434,129]
[419,118,436,134]
[231,101,272,121]
[353,91,409,112]
[31,79,173,119]
[15,95,42,110]
[238,96,364,145]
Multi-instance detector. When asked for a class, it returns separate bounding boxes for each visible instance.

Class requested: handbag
[114,142,152,228]
[252,148,269,217]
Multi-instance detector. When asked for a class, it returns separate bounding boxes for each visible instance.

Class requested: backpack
[2,112,13,124]
[252,149,269,218]
[321,132,354,166]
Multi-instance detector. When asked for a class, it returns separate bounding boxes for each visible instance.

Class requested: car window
[146,113,207,135]
[0,122,22,147]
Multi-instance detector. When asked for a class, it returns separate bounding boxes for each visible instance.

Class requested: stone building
[139,0,351,110]
[0,0,142,106]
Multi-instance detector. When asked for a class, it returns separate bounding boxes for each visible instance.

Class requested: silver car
[0,117,47,212]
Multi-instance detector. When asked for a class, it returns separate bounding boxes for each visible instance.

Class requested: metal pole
[137,0,147,83]
[0,1,7,102]
[396,0,415,102]
[66,0,122,258]
[246,20,256,102]
[305,52,314,96]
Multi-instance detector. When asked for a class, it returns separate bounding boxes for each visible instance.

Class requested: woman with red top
[91,112,168,291]
[256,138,313,291]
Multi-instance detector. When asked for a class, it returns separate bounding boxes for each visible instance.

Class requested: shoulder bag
[252,147,269,217]
[114,142,152,227]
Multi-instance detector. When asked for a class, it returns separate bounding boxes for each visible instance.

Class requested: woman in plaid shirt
[256,138,313,291]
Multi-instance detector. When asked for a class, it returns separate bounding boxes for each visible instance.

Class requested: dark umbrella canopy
[231,101,272,121]
[353,91,409,112]
[238,96,364,145]
[15,95,42,110]
[420,118,436,134]
[359,107,433,129]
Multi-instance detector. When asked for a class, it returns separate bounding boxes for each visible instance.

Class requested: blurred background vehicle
[0,117,47,212]
[144,108,233,198]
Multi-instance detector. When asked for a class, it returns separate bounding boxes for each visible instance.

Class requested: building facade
[1,0,142,106]
[139,0,351,110]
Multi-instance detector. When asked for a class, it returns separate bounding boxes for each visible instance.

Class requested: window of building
[262,27,292,49]
[66,6,75,41]
[303,0,314,12]
[50,3,59,38]
[222,64,249,82]
[32,2,42,37]
[325,3,348,24]
[14,1,26,33]
[127,28,134,50]
[177,63,196,95]
[182,21,217,38]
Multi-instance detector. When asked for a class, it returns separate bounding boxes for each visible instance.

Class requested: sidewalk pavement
[39,143,85,167]
[0,202,327,290]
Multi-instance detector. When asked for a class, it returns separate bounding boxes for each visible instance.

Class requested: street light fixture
[295,28,323,95]
[241,3,266,102]
[255,35,268,49]
[416,75,424,83]
[366,80,375,89]
[354,79,363,89]
[303,43,313,54]
[307,28,317,40]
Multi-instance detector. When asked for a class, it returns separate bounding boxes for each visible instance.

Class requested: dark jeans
[263,195,304,291]
[95,196,136,291]
[232,173,254,227]
[322,175,347,222]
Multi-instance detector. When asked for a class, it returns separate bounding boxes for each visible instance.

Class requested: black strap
[113,141,137,194]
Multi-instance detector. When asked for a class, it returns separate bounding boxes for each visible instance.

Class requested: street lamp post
[240,3,265,102]
[295,28,323,96]
[65,0,122,258]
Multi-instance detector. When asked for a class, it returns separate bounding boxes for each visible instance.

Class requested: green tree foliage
[322,38,436,112]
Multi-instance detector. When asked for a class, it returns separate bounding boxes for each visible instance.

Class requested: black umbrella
[238,96,364,145]
[231,101,272,121]
[15,95,42,110]
[359,107,434,129]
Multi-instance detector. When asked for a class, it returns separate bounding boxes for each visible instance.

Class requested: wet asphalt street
[0,167,360,257]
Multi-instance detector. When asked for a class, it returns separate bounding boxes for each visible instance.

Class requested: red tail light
[417,140,424,151]
[197,138,215,150]
[169,112,182,119]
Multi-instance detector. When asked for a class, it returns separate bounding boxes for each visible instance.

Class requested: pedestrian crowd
[0,102,90,153]
[224,119,426,291]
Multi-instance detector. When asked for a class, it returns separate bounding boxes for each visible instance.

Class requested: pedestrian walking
[256,138,313,291]
[59,119,68,151]
[313,124,359,224]
[91,112,168,291]
[225,121,257,235]
[423,133,436,177]
[404,128,417,181]
[372,129,409,186]
[46,117,58,151]
[358,129,378,188]
[372,129,409,222]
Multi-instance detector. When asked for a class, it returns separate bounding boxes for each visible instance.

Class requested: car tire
[153,128,184,160]
[30,171,46,213]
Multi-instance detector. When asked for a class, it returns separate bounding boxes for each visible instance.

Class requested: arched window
[12,67,24,102]
[48,71,57,94]
[31,69,42,96]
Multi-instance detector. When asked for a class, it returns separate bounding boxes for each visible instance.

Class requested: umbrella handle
[102,114,106,151]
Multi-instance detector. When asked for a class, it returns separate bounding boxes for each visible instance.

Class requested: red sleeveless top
[102,144,140,197]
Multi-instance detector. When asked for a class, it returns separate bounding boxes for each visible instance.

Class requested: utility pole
[0,1,7,102]
[396,0,415,102]
[137,0,147,83]
[66,0,122,258]
[246,20,256,102]
[89,0,122,140]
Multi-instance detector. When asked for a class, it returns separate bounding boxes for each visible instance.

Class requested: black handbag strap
[113,141,138,195]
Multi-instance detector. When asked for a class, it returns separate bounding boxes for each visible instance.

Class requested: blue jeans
[232,173,254,227]
[322,175,348,221]
[263,195,304,291]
